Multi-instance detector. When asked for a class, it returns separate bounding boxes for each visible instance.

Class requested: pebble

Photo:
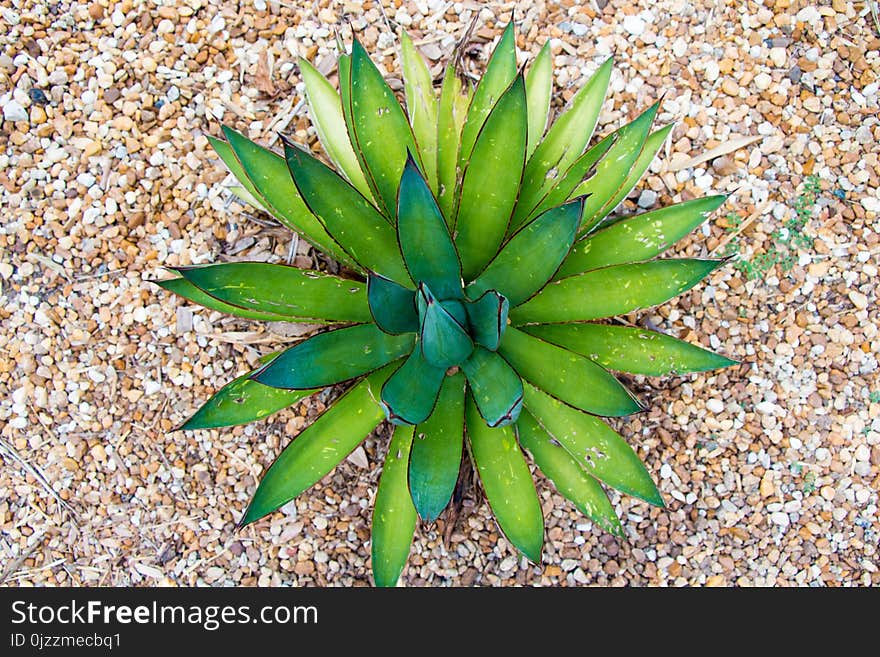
[706,399,724,413]
[770,512,790,528]
[622,16,646,36]
[705,60,720,82]
[769,47,787,67]
[754,72,772,91]
[2,98,28,122]
[637,189,657,208]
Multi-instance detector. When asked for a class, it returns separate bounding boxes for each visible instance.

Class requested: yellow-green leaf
[220,126,355,268]
[241,365,395,525]
[523,323,737,376]
[458,22,516,166]
[154,277,293,323]
[348,39,421,218]
[454,75,527,280]
[511,259,725,324]
[409,372,466,521]
[436,64,473,222]
[172,262,371,323]
[523,383,663,507]
[282,138,411,283]
[181,353,315,431]
[524,41,552,158]
[372,424,418,587]
[400,31,439,191]
[466,394,543,562]
[559,195,727,277]
[517,409,623,537]
[299,57,373,199]
[499,327,641,417]
[516,58,612,222]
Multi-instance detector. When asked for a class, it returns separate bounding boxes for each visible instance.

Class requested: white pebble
[861,196,880,213]
[770,512,790,528]
[637,189,657,208]
[754,72,772,91]
[622,16,646,36]
[705,60,720,82]
[706,398,724,414]
[769,48,787,68]
[2,98,28,122]
[77,172,96,187]
[795,6,820,24]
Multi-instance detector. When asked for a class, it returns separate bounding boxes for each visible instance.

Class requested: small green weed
[722,175,821,280]
[802,471,817,495]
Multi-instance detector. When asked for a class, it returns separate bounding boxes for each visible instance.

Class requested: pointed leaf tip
[241,365,395,526]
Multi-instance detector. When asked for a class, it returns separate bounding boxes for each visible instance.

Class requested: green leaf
[409,372,466,521]
[400,31,439,192]
[511,259,725,325]
[372,424,418,587]
[282,138,411,283]
[559,195,727,277]
[584,124,674,232]
[458,21,517,166]
[454,74,528,280]
[338,52,354,143]
[367,274,418,335]
[464,289,509,351]
[221,126,355,268]
[516,409,623,537]
[516,57,612,222]
[469,198,584,306]
[397,156,462,300]
[512,132,616,231]
[523,383,664,507]
[180,353,315,431]
[460,347,523,427]
[252,323,414,389]
[227,184,263,209]
[207,136,267,212]
[154,277,294,322]
[418,284,474,369]
[499,327,641,417]
[241,365,394,525]
[436,64,473,222]
[298,57,373,199]
[380,348,446,426]
[524,41,552,158]
[172,263,371,323]
[466,394,543,562]
[568,103,659,232]
[523,323,737,376]
[348,39,421,218]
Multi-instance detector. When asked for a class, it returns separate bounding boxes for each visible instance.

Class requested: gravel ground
[1,0,878,587]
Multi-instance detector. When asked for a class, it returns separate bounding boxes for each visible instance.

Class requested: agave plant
[157,23,736,586]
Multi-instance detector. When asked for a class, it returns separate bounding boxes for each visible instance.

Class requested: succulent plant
[157,22,736,586]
